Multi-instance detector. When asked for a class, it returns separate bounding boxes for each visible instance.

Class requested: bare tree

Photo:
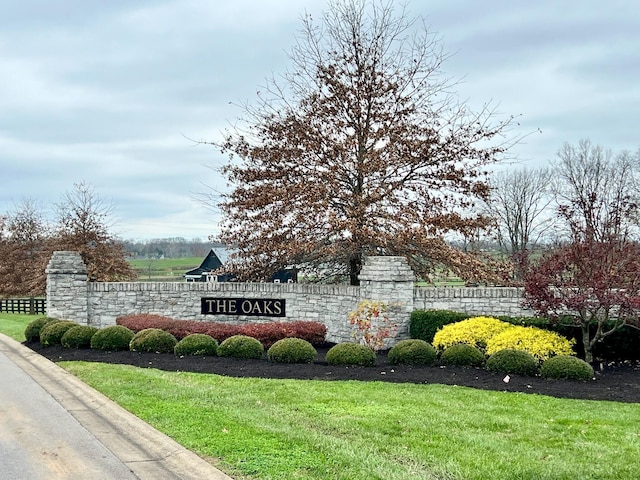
[552,139,639,243]
[485,167,554,256]
[208,0,518,285]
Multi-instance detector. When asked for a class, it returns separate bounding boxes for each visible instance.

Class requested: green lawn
[128,257,202,281]
[63,362,640,480]
[0,312,35,341]
[4,314,640,480]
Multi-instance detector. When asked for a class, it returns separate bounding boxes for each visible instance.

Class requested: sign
[201,297,286,317]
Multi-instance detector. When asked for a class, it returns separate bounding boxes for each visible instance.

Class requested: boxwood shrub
[387,339,436,366]
[130,328,177,354]
[267,338,317,364]
[174,334,218,357]
[217,335,264,359]
[39,320,78,347]
[440,344,485,367]
[24,317,58,342]
[326,343,376,367]
[540,355,594,381]
[61,325,98,349]
[486,349,538,376]
[90,325,135,351]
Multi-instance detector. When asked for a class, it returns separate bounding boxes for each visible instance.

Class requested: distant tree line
[484,140,640,271]
[123,238,220,260]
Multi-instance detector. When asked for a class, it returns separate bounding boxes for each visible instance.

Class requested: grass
[0,312,34,341]
[61,363,640,480]
[128,257,202,281]
[4,314,640,479]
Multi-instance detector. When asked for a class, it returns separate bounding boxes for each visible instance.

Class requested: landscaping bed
[26,341,640,403]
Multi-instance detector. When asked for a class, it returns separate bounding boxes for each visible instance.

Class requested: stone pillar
[45,251,89,325]
[358,256,416,346]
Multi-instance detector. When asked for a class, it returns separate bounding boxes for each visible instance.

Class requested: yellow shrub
[432,316,512,353]
[485,326,575,362]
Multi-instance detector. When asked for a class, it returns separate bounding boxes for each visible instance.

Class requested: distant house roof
[185,246,297,283]
[184,249,224,279]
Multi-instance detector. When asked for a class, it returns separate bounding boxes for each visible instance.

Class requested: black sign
[201,297,286,317]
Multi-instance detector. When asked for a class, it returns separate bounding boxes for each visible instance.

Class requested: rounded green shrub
[217,335,264,359]
[432,316,512,353]
[267,338,317,364]
[540,355,594,381]
[486,349,538,376]
[326,343,376,367]
[175,334,218,357]
[130,328,177,353]
[440,344,485,367]
[39,320,78,347]
[24,317,58,342]
[387,339,436,366]
[485,325,575,362]
[90,325,135,351]
[61,325,98,349]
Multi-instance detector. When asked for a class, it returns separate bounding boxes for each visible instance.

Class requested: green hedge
[412,310,640,361]
[409,310,470,343]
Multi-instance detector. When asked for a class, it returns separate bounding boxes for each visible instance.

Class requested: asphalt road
[0,334,232,480]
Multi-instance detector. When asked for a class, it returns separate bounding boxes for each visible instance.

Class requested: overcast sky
[2,0,638,241]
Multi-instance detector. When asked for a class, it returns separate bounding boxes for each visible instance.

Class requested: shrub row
[325,339,593,380]
[411,309,640,361]
[25,317,321,364]
[116,314,326,348]
[25,317,594,379]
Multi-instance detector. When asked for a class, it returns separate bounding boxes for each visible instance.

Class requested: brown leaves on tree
[0,183,135,297]
[212,1,518,284]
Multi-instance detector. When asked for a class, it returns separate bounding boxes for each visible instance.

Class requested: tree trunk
[349,256,361,286]
[582,323,593,363]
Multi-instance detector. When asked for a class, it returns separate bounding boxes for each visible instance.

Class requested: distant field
[128,257,466,284]
[128,257,201,282]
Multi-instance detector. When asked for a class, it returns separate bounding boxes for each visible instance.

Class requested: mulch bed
[27,342,639,403]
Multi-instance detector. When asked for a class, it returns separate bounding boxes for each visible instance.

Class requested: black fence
[0,298,46,315]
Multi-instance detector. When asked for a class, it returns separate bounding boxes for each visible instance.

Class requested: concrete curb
[0,334,233,480]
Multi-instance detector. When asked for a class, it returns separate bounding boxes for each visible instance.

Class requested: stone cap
[45,251,88,275]
[358,256,415,282]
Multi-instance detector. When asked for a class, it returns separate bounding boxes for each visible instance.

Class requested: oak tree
[213,0,517,284]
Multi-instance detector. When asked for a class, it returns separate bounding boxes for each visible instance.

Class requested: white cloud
[1,0,638,240]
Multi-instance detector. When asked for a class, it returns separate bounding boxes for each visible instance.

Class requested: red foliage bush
[116,314,175,332]
[115,314,327,347]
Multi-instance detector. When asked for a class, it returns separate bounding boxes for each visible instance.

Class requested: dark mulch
[27,342,639,403]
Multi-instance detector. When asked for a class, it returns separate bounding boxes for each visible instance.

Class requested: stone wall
[86,281,360,344]
[414,286,534,317]
[46,251,534,345]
